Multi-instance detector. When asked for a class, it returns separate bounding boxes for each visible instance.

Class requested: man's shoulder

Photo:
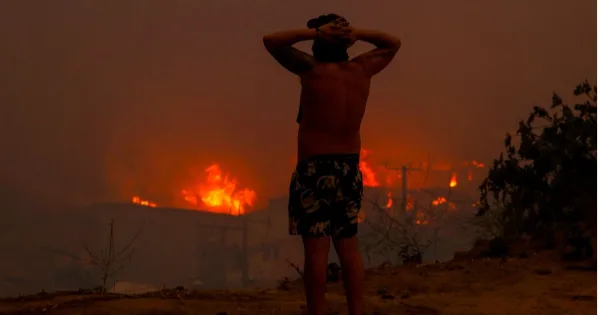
[302,61,368,77]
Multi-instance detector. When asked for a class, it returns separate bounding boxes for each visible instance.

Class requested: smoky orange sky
[0,0,595,210]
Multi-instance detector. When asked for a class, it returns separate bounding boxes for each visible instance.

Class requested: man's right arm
[352,29,401,76]
[263,29,318,75]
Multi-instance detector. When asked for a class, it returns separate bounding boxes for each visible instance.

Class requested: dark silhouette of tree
[84,218,143,292]
[477,80,596,251]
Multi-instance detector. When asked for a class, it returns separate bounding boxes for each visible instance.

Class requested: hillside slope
[0,251,595,315]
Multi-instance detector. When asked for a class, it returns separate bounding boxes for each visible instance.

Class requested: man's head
[307,14,351,63]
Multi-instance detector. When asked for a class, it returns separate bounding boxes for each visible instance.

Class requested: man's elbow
[262,35,271,45]
[376,37,401,51]
[262,35,277,50]
[390,37,402,50]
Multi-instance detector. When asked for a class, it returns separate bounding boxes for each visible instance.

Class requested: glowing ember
[472,160,485,168]
[385,192,393,208]
[132,196,157,208]
[414,206,429,225]
[431,196,447,206]
[358,211,366,223]
[431,196,456,210]
[406,200,414,211]
[467,169,473,181]
[449,172,458,188]
[359,149,379,187]
[181,164,257,215]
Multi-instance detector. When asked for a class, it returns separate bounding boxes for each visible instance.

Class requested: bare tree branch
[285,259,304,278]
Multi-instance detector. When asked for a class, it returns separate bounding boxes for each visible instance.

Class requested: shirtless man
[263,14,401,315]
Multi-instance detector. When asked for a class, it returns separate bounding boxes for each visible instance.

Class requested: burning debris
[129,149,482,220]
[180,163,257,215]
[469,160,485,168]
[385,192,393,208]
[431,196,447,206]
[132,196,157,208]
[359,149,379,187]
[449,172,458,188]
[431,197,456,210]
[130,164,256,215]
[357,148,485,225]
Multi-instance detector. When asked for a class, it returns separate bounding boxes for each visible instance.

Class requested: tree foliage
[478,80,597,243]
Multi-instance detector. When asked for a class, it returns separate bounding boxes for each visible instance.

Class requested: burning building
[22,151,485,294]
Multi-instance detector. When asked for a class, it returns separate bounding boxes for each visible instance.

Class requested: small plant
[83,218,144,292]
[42,218,144,293]
[360,192,448,266]
[358,159,469,266]
[458,201,506,240]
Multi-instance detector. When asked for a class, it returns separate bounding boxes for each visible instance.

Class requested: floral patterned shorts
[288,154,363,238]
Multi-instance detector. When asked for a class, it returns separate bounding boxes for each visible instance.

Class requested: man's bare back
[297,61,370,161]
[263,16,399,162]
[263,14,400,315]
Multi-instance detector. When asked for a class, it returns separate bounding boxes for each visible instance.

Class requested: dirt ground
[0,251,595,315]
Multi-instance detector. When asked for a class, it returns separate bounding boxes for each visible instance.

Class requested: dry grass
[0,251,595,315]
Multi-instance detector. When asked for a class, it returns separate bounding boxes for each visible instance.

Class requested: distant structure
[76,202,278,289]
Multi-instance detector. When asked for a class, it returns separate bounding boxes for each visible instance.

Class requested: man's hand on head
[339,26,357,48]
[317,18,356,47]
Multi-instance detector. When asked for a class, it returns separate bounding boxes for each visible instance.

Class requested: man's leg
[302,236,330,315]
[333,236,364,315]
[331,155,365,315]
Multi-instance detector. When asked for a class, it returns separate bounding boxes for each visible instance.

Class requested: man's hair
[306,13,343,29]
[306,13,349,63]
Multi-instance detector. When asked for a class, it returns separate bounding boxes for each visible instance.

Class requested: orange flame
[449,172,458,188]
[359,149,379,187]
[132,196,157,208]
[385,192,393,208]
[181,164,257,215]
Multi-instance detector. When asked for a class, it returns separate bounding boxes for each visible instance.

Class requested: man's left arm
[351,29,401,76]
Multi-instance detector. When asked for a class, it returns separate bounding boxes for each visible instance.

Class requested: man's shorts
[288,154,363,238]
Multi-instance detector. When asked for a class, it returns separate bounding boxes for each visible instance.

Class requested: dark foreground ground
[0,251,595,315]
